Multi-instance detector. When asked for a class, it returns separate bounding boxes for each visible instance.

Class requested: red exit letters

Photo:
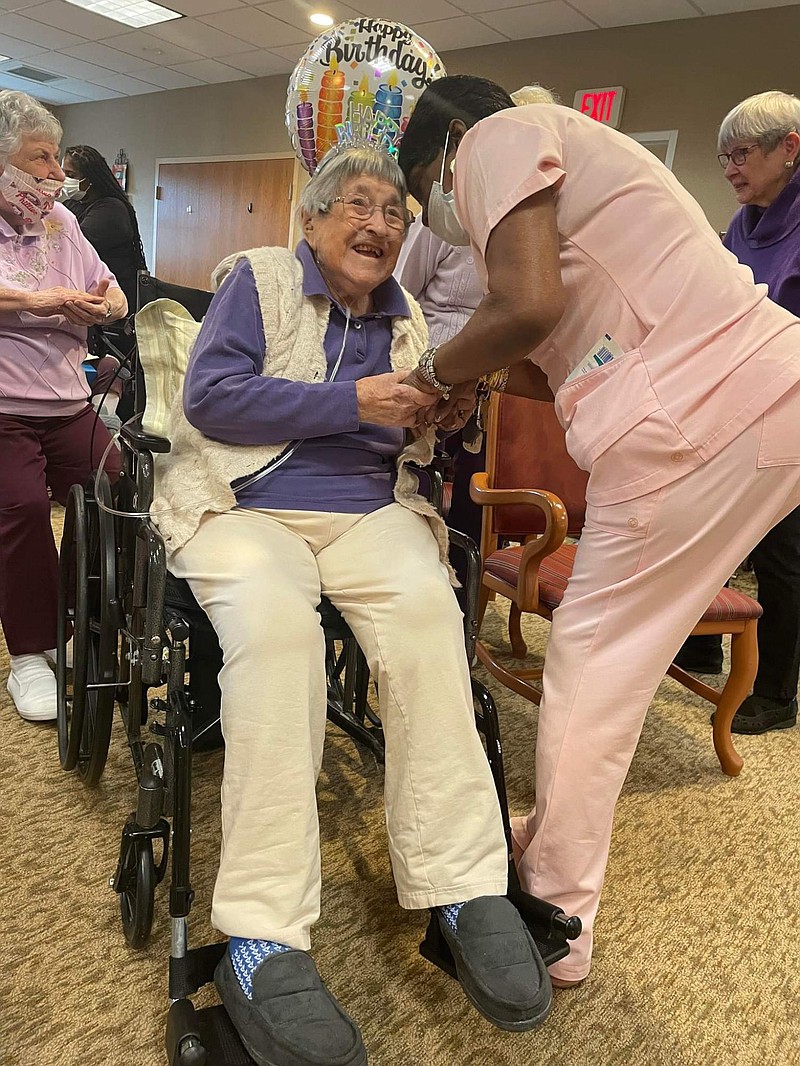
[572,86,625,129]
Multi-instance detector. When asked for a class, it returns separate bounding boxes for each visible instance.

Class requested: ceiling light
[309,13,334,27]
[63,0,182,28]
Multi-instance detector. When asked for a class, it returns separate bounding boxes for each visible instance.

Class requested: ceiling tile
[455,0,561,11]
[571,0,698,25]
[30,48,155,80]
[257,0,361,33]
[166,0,245,13]
[694,0,800,12]
[0,0,50,10]
[411,15,507,50]
[350,0,465,20]
[0,12,85,48]
[486,0,596,40]
[129,64,203,86]
[62,38,170,70]
[101,29,204,65]
[0,29,49,55]
[23,1,133,40]
[86,71,158,92]
[48,74,124,97]
[221,46,293,74]
[170,55,253,80]
[199,6,309,45]
[147,15,254,54]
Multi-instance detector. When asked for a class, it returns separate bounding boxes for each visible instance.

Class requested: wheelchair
[56,271,581,1066]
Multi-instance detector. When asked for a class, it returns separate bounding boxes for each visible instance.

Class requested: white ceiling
[0,0,795,105]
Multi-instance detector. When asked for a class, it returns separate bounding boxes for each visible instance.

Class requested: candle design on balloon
[348,74,375,116]
[296,88,317,174]
[316,56,345,161]
[374,71,403,124]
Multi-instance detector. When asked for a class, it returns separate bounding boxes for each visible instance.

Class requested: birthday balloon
[286,19,446,175]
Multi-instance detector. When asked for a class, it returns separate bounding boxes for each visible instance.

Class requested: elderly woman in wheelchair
[149,147,551,1066]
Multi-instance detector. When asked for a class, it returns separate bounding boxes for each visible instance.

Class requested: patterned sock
[229,937,292,1000]
[438,902,465,934]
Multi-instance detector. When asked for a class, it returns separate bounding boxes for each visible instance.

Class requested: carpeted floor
[1,510,799,1066]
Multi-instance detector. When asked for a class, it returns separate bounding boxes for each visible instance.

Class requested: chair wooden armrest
[470,472,569,611]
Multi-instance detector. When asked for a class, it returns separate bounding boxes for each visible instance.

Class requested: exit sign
[573,86,626,128]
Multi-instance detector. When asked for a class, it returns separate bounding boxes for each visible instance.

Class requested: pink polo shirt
[454,105,800,505]
[395,215,483,345]
[0,201,116,417]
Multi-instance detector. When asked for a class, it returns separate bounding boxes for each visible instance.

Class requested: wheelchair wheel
[75,471,119,787]
[57,485,91,772]
[119,837,156,950]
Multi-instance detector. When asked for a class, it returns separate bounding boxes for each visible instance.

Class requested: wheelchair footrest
[166,1000,255,1066]
[419,887,580,979]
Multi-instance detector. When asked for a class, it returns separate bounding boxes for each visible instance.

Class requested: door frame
[152,152,304,270]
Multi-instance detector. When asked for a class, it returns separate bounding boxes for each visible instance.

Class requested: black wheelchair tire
[75,472,119,787]
[57,485,91,772]
[119,837,156,950]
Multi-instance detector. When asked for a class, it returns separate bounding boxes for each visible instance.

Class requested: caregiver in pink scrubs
[398,76,800,987]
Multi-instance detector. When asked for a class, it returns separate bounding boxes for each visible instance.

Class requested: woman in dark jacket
[62,145,146,310]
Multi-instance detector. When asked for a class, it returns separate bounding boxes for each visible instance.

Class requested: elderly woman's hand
[356,370,439,427]
[25,286,99,317]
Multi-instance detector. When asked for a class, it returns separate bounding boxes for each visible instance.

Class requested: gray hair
[511,84,559,106]
[300,147,406,216]
[0,90,62,167]
[718,90,800,152]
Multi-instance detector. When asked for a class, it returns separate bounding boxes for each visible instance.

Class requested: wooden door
[155,157,295,290]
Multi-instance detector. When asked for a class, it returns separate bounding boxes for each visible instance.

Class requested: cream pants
[170,503,508,948]
[512,389,800,981]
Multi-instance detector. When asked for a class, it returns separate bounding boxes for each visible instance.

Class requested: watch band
[417,347,452,399]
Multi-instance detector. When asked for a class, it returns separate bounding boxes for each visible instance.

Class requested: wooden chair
[471,393,761,777]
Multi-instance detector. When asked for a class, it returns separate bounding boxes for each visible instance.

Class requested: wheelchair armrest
[120,414,171,454]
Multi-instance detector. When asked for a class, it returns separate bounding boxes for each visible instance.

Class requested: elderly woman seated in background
[153,146,551,1066]
[0,90,127,723]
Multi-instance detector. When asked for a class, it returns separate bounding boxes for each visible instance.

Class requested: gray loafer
[215,950,367,1066]
[437,896,553,1031]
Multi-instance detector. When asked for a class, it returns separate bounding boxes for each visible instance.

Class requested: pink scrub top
[0,201,116,417]
[454,104,800,505]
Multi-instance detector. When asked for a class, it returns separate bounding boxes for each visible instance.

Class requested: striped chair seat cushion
[484,543,762,621]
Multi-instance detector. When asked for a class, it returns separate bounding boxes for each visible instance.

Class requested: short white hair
[718,90,800,152]
[300,146,406,217]
[0,90,62,167]
[511,84,559,106]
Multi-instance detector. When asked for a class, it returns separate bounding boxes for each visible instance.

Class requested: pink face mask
[0,162,63,226]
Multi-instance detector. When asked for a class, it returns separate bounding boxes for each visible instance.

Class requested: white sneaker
[7,654,58,721]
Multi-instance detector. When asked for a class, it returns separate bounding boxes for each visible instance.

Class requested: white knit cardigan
[152,246,451,575]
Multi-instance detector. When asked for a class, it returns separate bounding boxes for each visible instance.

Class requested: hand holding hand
[418,380,478,430]
[25,286,98,317]
[63,278,111,326]
[356,370,439,427]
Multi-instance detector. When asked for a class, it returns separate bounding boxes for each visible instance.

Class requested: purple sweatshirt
[724,167,800,316]
[183,241,408,513]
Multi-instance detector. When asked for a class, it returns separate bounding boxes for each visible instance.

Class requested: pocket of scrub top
[555,347,661,475]
[757,382,800,468]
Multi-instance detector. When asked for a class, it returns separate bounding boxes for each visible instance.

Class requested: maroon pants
[0,405,121,655]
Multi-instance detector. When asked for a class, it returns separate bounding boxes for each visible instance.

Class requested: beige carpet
[1,510,799,1066]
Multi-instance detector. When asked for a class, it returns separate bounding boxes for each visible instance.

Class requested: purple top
[724,167,800,316]
[0,202,117,417]
[183,241,409,513]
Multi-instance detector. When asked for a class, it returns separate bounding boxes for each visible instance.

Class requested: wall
[55,4,800,265]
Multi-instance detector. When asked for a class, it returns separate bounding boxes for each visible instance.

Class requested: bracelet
[480,367,510,393]
[416,347,452,399]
